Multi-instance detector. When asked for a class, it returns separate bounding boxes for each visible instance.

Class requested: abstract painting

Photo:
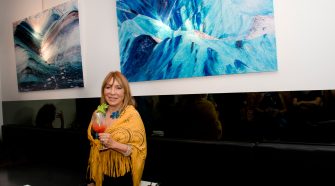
[116,0,277,82]
[13,0,83,92]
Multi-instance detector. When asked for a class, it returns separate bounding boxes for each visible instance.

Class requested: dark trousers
[102,171,133,186]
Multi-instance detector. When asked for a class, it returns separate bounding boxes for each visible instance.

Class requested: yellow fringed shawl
[87,105,147,186]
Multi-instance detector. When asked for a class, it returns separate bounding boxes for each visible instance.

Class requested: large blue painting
[116,0,277,82]
[13,0,83,92]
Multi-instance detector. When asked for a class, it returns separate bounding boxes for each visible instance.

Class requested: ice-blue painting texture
[13,0,83,92]
[116,0,277,82]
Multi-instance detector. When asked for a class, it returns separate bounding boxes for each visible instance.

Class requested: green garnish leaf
[97,103,108,114]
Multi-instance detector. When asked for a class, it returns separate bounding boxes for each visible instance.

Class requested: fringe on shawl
[87,143,132,186]
[131,147,146,186]
[101,150,132,177]
[87,140,103,186]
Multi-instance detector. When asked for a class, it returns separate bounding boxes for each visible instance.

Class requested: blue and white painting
[13,0,83,92]
[116,0,277,82]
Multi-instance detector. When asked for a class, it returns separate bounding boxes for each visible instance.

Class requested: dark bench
[1,124,89,167]
[143,137,335,185]
[3,125,335,185]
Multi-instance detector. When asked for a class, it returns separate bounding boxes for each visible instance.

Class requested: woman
[87,71,147,186]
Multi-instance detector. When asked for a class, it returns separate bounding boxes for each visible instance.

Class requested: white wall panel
[0,0,335,101]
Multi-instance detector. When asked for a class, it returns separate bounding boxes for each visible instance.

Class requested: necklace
[110,111,120,119]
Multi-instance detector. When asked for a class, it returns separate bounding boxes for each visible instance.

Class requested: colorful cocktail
[92,112,106,139]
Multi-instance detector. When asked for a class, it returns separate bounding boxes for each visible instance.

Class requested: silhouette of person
[176,94,223,140]
[240,92,261,125]
[291,90,323,126]
[35,104,64,128]
[254,92,288,140]
[322,90,335,120]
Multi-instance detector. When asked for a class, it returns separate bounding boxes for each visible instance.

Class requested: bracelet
[123,144,132,156]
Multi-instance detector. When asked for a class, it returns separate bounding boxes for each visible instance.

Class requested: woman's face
[104,77,125,108]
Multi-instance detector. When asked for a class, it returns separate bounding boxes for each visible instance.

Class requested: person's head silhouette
[35,104,56,128]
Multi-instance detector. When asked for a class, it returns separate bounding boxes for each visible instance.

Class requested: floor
[0,140,89,186]
[0,161,86,186]
[0,142,158,186]
[0,161,158,186]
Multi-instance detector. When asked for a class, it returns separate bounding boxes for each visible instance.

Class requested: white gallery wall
[1,0,335,102]
[0,0,6,136]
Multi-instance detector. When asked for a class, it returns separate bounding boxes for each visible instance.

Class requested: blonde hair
[100,71,135,112]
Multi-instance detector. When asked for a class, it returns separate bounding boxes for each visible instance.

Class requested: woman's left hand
[98,133,112,147]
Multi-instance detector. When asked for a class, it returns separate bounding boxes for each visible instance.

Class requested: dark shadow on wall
[2,89,335,145]
[135,90,335,144]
